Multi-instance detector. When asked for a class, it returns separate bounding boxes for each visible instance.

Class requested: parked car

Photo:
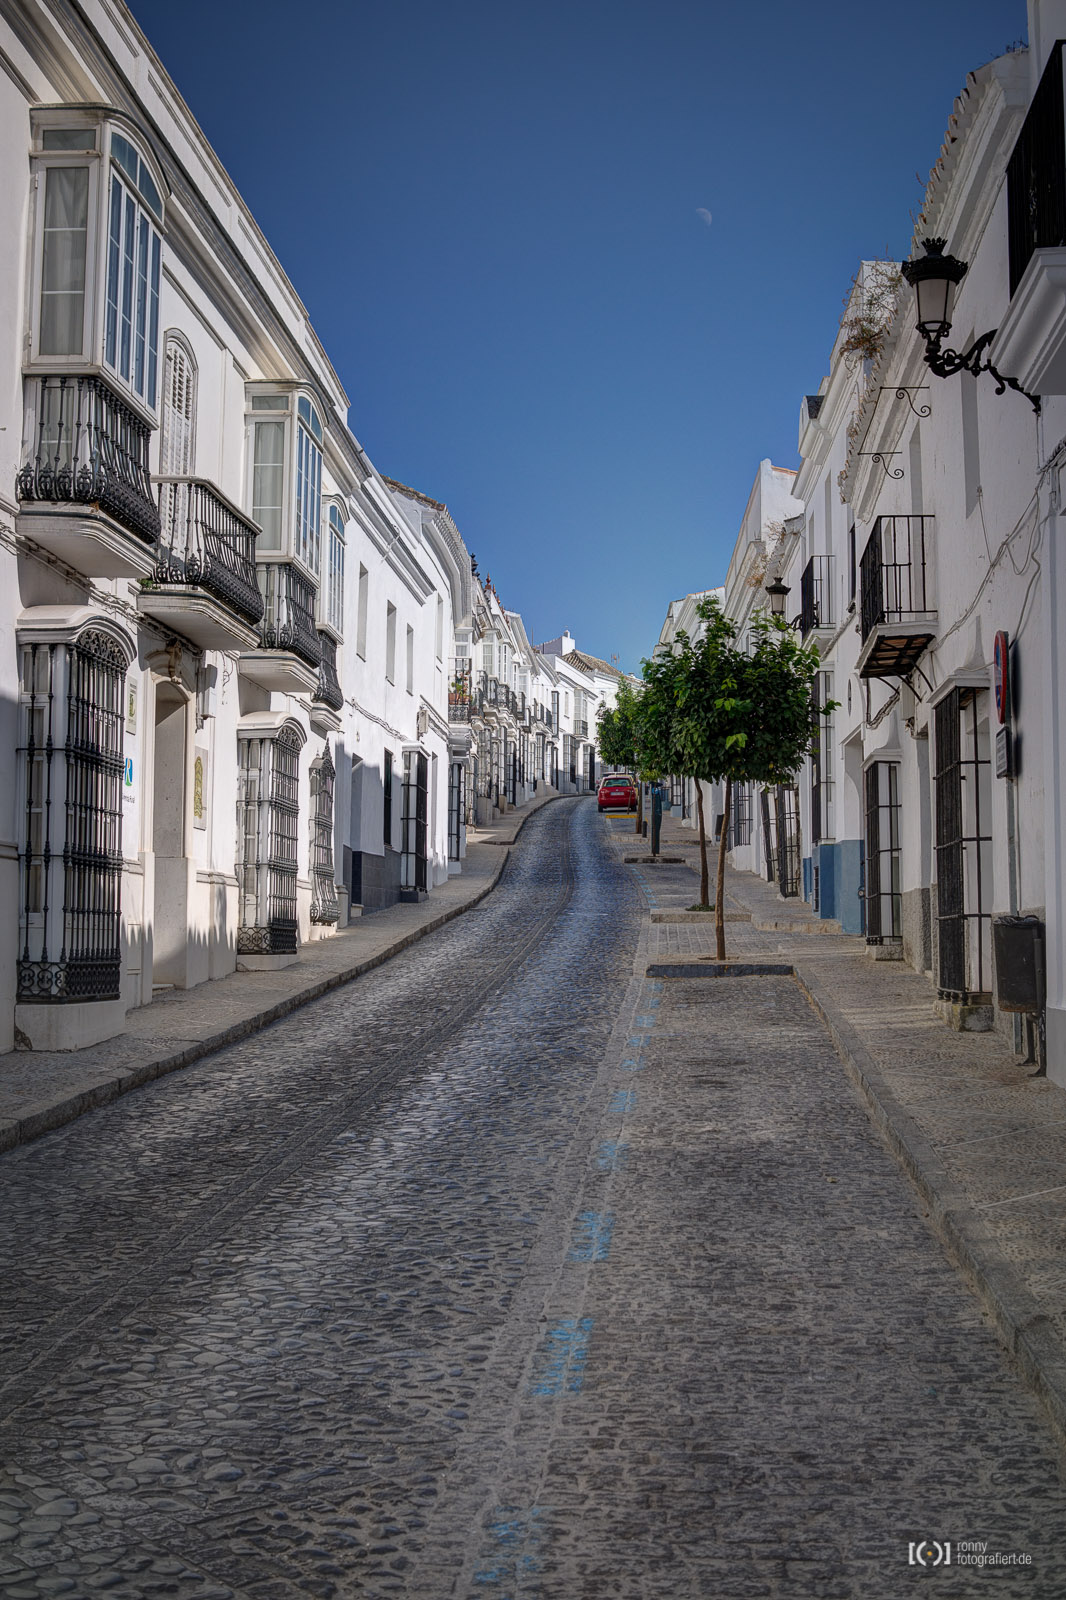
[597,773,638,812]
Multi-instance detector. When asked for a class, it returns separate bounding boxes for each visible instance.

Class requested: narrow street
[1,798,1064,1599]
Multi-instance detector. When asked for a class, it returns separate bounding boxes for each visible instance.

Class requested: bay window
[29,115,164,412]
[324,504,345,636]
[246,389,325,575]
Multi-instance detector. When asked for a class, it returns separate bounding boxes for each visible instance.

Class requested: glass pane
[104,179,122,367]
[39,168,88,356]
[42,128,95,150]
[251,394,288,410]
[134,213,149,396]
[146,233,161,409]
[252,420,286,548]
[120,191,136,380]
[111,131,138,184]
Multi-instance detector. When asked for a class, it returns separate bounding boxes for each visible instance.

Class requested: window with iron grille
[17,629,128,1002]
[309,744,338,924]
[934,688,992,1000]
[401,750,428,891]
[448,760,465,860]
[864,761,902,943]
[236,724,303,954]
[730,782,752,846]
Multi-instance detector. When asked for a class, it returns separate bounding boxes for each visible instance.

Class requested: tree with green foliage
[648,596,831,960]
[596,676,655,834]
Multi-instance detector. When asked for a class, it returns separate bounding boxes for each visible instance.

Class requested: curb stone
[0,794,565,1157]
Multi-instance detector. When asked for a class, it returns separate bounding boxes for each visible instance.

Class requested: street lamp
[764,579,790,618]
[901,237,1040,413]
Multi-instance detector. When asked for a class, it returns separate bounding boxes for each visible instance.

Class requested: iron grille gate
[730,783,752,846]
[17,631,127,1002]
[865,761,902,943]
[309,745,339,925]
[934,688,992,1000]
[237,727,302,954]
[402,751,428,892]
[448,761,464,861]
[811,673,823,845]
[760,790,777,883]
[775,784,801,898]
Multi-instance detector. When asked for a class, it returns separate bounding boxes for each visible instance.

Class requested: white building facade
[0,0,615,1055]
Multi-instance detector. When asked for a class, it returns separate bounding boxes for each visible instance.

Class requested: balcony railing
[448,697,472,723]
[1007,40,1066,297]
[799,554,832,636]
[859,516,936,677]
[156,477,263,625]
[17,374,160,544]
[313,631,343,711]
[256,562,321,670]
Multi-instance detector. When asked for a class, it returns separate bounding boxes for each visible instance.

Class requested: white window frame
[320,501,345,640]
[27,112,167,421]
[244,387,324,575]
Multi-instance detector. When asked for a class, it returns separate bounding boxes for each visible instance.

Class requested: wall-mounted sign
[126,679,138,735]
[993,630,1011,724]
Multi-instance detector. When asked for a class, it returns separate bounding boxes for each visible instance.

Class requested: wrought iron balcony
[16,374,160,572]
[256,562,321,669]
[314,631,343,711]
[858,516,936,679]
[799,554,832,636]
[149,477,263,630]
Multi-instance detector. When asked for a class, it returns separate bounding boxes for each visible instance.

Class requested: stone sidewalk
[607,807,1066,1452]
[0,791,561,1157]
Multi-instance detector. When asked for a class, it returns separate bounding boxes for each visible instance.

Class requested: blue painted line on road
[473,1505,550,1592]
[528,1318,594,1395]
[596,1140,629,1172]
[569,1211,615,1262]
[634,1014,655,1028]
[627,1035,647,1049]
[610,1089,637,1115]
[621,1057,643,1073]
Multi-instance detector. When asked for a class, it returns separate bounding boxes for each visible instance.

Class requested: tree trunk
[715,781,732,962]
[695,781,709,908]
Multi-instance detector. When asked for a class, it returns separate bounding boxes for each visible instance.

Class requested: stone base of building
[935,998,994,1032]
[866,940,904,960]
[237,952,300,971]
[15,997,127,1052]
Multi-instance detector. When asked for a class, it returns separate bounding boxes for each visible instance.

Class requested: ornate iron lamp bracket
[922,329,1041,415]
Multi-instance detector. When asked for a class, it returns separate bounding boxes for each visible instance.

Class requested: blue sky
[128,0,1026,672]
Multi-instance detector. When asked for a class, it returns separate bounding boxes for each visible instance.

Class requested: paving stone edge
[793,961,1066,1453]
[0,798,560,1157]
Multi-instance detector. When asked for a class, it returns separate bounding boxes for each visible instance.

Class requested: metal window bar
[730,782,752,847]
[401,751,428,891]
[236,728,301,954]
[760,789,777,884]
[934,689,992,1000]
[776,783,801,898]
[17,373,161,544]
[860,516,934,642]
[864,761,902,944]
[255,562,322,669]
[448,760,464,860]
[1007,39,1066,297]
[17,632,127,1002]
[313,631,343,712]
[155,477,263,624]
[800,554,832,636]
[309,745,338,925]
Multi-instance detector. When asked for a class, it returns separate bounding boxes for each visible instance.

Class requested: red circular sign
[993,631,1010,724]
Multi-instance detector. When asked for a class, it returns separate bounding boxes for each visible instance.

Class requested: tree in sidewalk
[596,676,656,834]
[658,597,831,960]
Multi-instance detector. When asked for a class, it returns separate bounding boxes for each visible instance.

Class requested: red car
[597,773,638,812]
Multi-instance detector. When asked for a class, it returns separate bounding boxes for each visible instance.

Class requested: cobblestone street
[1,798,1065,1599]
